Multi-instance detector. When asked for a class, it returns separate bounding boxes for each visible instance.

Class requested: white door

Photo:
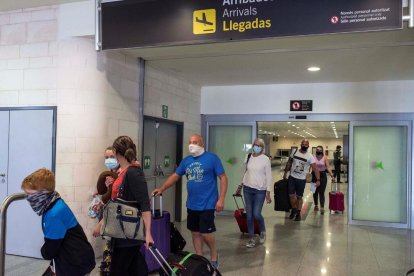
[207,123,255,212]
[1,109,55,258]
[0,111,9,200]
[349,121,410,228]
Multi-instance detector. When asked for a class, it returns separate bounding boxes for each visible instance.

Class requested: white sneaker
[246,239,255,248]
[259,232,266,244]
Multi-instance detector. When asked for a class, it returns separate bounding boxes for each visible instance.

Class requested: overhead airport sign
[100,0,402,50]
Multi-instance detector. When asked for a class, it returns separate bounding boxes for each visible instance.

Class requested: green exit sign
[162,105,168,118]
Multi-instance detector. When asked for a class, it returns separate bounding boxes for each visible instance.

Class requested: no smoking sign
[290,100,313,111]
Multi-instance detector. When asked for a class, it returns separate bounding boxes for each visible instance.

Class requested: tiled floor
[4,170,414,275]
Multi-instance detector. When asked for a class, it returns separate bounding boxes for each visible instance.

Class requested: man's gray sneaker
[210,254,219,270]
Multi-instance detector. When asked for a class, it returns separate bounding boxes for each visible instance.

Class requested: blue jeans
[243,186,266,238]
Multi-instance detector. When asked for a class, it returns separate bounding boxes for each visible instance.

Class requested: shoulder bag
[234,153,252,196]
[100,167,144,240]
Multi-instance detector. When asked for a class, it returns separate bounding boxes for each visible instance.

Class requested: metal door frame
[0,106,57,173]
[142,115,183,221]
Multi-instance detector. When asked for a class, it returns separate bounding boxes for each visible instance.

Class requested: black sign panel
[101,0,402,50]
[290,100,313,112]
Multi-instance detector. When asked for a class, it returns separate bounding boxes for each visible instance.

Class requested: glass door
[207,123,255,212]
[349,121,411,228]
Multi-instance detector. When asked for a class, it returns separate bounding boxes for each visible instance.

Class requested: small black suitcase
[170,222,186,253]
[274,179,291,212]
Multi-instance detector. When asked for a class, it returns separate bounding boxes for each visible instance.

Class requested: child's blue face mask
[105,158,118,170]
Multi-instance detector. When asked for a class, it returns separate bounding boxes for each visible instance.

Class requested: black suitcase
[274,179,291,212]
[170,222,186,253]
[149,245,221,276]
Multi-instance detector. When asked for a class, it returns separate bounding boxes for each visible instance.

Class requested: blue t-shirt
[176,152,225,210]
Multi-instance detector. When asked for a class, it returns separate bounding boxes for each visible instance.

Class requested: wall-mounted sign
[100,0,402,49]
[290,100,313,112]
[164,156,170,168]
[143,156,151,169]
[162,105,168,119]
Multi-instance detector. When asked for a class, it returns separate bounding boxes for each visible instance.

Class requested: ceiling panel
[122,26,414,86]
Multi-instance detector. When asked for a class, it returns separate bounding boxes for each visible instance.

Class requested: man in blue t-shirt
[153,134,228,270]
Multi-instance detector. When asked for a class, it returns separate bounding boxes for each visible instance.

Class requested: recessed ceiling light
[292,124,296,127]
[330,122,334,124]
[287,122,291,124]
[307,66,320,72]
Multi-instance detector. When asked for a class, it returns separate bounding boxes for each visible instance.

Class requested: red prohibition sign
[292,102,301,110]
[331,16,339,24]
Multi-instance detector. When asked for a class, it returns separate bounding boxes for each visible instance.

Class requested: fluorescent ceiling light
[307,66,321,72]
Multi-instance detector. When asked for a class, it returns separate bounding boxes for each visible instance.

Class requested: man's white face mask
[188,144,205,157]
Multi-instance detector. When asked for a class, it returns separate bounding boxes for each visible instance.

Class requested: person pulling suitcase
[237,138,272,248]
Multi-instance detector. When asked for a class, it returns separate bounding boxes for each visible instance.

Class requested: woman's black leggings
[313,172,327,208]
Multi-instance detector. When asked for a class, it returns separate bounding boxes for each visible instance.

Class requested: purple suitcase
[141,194,171,272]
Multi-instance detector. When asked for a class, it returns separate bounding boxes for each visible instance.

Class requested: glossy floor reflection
[4,172,414,275]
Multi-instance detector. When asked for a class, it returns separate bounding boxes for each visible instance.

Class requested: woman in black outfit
[94,136,153,276]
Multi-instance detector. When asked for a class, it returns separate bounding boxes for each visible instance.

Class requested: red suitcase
[329,183,345,213]
[233,194,260,235]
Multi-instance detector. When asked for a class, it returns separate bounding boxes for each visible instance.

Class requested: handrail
[403,0,414,28]
[0,193,26,276]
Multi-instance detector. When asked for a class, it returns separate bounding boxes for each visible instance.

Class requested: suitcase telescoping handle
[151,193,163,217]
[331,182,340,193]
[232,193,246,216]
[148,243,176,276]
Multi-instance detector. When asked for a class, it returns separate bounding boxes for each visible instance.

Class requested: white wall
[58,0,95,38]
[0,5,141,248]
[201,81,414,114]
[0,4,201,250]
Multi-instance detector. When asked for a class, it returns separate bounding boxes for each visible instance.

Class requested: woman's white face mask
[188,144,205,157]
